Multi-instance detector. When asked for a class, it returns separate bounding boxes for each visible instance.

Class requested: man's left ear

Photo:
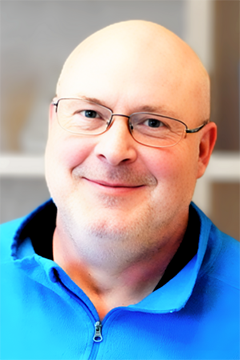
[197,122,217,179]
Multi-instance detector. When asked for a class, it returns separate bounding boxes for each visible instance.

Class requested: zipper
[88,321,103,359]
[93,321,103,342]
[53,271,103,358]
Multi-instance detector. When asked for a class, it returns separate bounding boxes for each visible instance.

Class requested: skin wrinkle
[45,20,217,319]
[72,164,158,186]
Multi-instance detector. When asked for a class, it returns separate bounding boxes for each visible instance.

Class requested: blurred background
[0,0,239,240]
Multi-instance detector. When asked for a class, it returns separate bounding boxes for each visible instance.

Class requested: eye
[144,119,164,128]
[80,110,100,119]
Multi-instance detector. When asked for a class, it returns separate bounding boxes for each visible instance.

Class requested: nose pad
[107,116,134,137]
[129,121,134,132]
[94,115,138,166]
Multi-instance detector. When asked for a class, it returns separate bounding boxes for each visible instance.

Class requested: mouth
[82,177,144,189]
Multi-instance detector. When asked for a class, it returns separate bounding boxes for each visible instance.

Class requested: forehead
[57,29,208,122]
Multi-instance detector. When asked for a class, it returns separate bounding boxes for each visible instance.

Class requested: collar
[11,199,213,314]
[132,205,213,313]
[154,206,200,290]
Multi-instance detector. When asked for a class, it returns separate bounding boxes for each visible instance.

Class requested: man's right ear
[48,102,56,125]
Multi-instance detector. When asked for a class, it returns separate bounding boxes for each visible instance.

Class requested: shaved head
[57,20,210,122]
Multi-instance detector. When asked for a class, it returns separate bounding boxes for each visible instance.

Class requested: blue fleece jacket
[0,200,239,359]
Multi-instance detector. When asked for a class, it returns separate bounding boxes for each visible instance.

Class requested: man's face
[45,27,212,258]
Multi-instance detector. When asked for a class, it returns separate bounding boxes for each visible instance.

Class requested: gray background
[1,0,185,221]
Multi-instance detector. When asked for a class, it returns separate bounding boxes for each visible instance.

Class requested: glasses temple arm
[186,121,209,133]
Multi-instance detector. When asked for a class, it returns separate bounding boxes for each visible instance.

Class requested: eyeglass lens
[56,98,186,147]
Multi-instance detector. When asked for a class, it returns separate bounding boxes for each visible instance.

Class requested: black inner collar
[154,206,200,290]
[19,200,200,289]
[23,200,57,260]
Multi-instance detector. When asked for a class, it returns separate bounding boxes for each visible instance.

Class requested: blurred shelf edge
[0,154,45,177]
[0,151,239,180]
[204,152,240,181]
[0,151,239,218]
[193,152,240,215]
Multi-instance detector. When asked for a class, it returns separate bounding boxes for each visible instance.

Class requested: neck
[53,214,188,320]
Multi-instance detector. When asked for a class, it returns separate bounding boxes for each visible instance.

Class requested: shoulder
[206,225,239,288]
[0,200,55,263]
[0,217,25,262]
[191,203,239,289]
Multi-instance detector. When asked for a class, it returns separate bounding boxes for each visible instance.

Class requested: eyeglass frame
[52,97,209,148]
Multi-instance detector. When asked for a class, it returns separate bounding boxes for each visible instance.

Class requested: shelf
[0,151,239,219]
[204,152,240,181]
[0,152,239,180]
[193,151,240,214]
[0,155,44,177]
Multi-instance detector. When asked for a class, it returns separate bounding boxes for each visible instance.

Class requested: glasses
[52,98,209,148]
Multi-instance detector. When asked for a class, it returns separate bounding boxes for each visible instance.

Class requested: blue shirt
[1,200,239,359]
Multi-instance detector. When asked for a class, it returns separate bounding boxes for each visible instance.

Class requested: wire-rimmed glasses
[52,97,209,148]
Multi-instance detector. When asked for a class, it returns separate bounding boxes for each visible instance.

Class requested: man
[1,20,239,359]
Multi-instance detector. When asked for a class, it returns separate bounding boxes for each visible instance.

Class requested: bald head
[46,21,217,271]
[57,20,210,123]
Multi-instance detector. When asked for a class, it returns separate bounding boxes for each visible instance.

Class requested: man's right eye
[80,110,100,118]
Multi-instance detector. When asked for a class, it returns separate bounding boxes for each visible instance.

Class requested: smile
[82,177,144,190]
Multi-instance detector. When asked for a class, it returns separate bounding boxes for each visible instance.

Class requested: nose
[94,115,138,166]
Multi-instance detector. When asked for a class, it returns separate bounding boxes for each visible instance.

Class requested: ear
[197,122,217,179]
[48,102,56,128]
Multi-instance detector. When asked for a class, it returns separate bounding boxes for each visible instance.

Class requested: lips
[82,177,143,188]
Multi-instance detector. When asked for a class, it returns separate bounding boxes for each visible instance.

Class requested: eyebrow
[80,96,111,109]
[79,95,177,118]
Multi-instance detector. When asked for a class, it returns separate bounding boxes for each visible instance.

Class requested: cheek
[145,148,181,178]
[45,129,95,194]
[46,131,94,171]
[145,144,199,194]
